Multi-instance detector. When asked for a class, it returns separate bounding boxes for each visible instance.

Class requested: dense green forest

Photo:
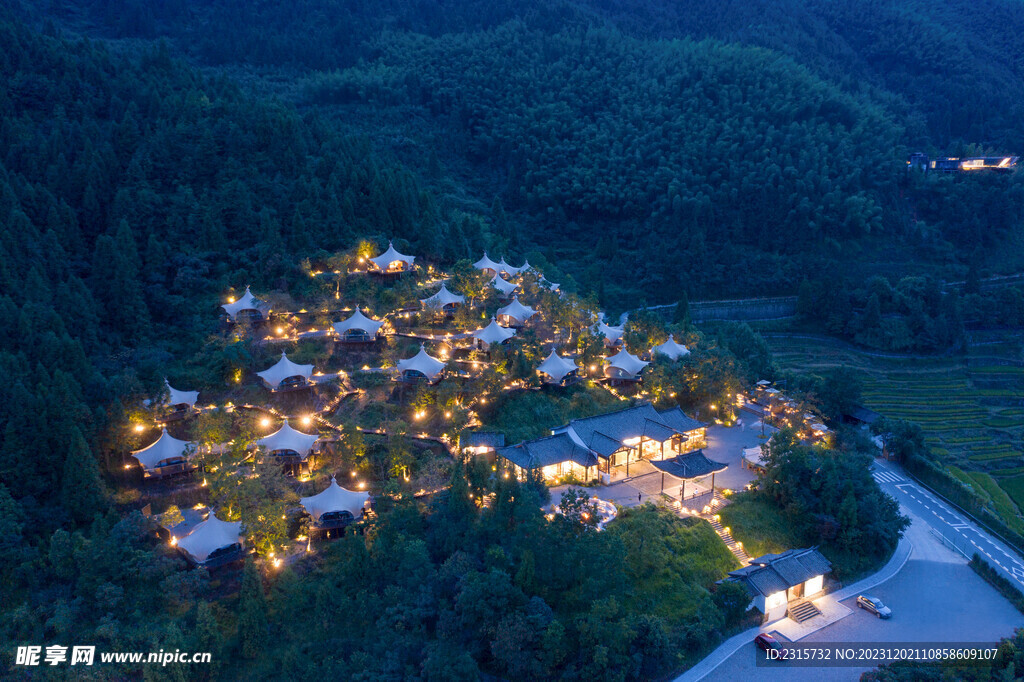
[3,0,1024,678]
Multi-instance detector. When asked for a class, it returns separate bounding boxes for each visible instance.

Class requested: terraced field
[766,331,1024,528]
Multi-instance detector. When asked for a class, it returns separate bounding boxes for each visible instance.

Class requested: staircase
[787,599,821,623]
[708,517,750,564]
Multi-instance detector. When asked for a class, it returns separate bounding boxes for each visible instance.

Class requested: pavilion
[604,349,649,383]
[367,241,415,274]
[221,286,268,323]
[496,296,537,327]
[651,334,690,360]
[164,379,199,421]
[256,418,320,474]
[257,351,315,391]
[333,308,385,344]
[176,512,244,568]
[300,476,370,538]
[420,283,465,312]
[472,317,516,349]
[497,403,707,480]
[473,252,500,277]
[462,432,506,456]
[596,321,625,347]
[536,349,579,385]
[489,273,518,298]
[395,345,446,384]
[131,428,195,479]
[650,450,728,498]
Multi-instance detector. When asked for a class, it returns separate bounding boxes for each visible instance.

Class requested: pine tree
[60,429,106,524]
[237,559,267,659]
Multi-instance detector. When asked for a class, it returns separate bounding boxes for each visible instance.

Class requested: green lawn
[718,494,796,559]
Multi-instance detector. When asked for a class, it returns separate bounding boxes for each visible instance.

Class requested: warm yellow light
[134,424,145,433]
[273,558,282,568]
[276,327,284,335]
[227,296,236,303]
[445,411,451,418]
[358,482,366,489]
[170,536,177,546]
[301,416,312,426]
[261,418,271,428]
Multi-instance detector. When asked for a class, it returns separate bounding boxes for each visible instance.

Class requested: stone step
[788,599,821,623]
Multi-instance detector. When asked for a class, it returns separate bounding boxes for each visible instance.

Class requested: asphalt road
[710,508,1024,680]
[871,459,1024,592]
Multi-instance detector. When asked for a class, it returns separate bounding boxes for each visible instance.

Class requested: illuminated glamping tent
[536,349,580,385]
[131,428,194,478]
[604,349,649,382]
[257,351,314,390]
[596,321,625,347]
[176,513,243,567]
[472,317,516,348]
[651,335,690,361]
[300,476,370,536]
[538,275,560,291]
[420,283,465,311]
[395,345,446,383]
[333,308,385,343]
[473,252,500,276]
[221,286,268,322]
[496,296,537,327]
[496,257,526,278]
[489,273,518,298]
[256,418,320,473]
[164,379,199,420]
[368,241,415,274]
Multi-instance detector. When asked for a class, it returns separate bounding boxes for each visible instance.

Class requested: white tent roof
[605,349,649,377]
[651,334,691,360]
[221,286,265,320]
[496,257,526,277]
[333,309,384,337]
[474,252,500,272]
[538,276,560,291]
[165,380,199,407]
[420,283,465,309]
[132,428,192,471]
[473,317,516,345]
[256,418,319,458]
[497,296,537,324]
[300,477,370,522]
[176,512,242,564]
[257,352,314,389]
[396,345,446,381]
[537,349,579,383]
[490,273,518,296]
[369,241,415,271]
[596,321,625,343]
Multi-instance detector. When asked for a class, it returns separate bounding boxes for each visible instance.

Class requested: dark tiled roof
[650,450,728,479]
[728,548,832,597]
[496,433,598,470]
[846,405,881,424]
[462,432,505,449]
[565,403,704,454]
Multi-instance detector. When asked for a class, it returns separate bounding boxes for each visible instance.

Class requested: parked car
[754,633,784,654]
[856,594,892,619]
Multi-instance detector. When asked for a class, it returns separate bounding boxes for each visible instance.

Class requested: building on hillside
[367,241,415,274]
[300,476,370,539]
[420,283,465,312]
[496,296,537,327]
[489,273,518,298]
[473,253,500,277]
[221,286,268,323]
[175,512,244,568]
[595,321,624,347]
[604,349,649,383]
[255,418,320,475]
[131,428,195,479]
[496,257,526,278]
[908,152,1019,173]
[725,548,832,623]
[395,345,446,384]
[333,308,385,344]
[471,317,516,349]
[650,335,690,361]
[163,379,199,421]
[496,403,707,481]
[536,349,580,386]
[257,351,315,391]
[742,445,766,472]
[462,431,506,456]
